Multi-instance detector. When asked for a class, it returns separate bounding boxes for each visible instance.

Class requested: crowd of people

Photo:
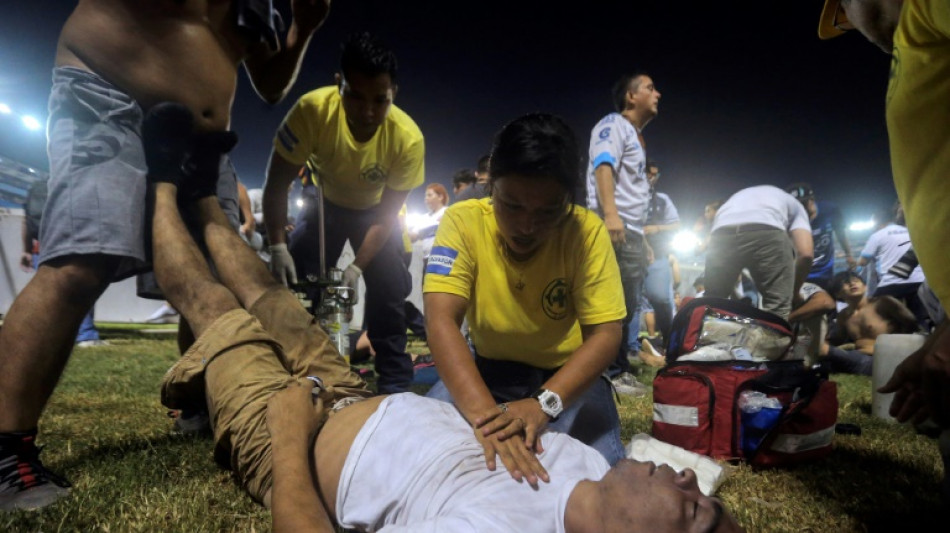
[0,0,947,528]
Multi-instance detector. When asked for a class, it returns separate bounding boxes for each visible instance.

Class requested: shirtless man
[0,0,330,511]
[140,109,744,532]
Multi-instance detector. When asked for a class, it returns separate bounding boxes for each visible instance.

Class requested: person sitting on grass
[145,103,744,533]
[822,272,920,375]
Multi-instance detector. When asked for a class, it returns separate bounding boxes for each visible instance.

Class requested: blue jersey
[808,200,843,283]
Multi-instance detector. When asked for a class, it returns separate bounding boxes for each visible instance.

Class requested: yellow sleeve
[422,206,474,299]
[387,134,426,192]
[573,211,626,326]
[273,96,318,167]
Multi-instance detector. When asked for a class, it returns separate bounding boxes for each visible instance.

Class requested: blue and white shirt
[585,113,650,234]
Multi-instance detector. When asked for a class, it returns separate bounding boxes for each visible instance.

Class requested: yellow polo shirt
[423,198,625,369]
[887,0,950,308]
[273,86,425,210]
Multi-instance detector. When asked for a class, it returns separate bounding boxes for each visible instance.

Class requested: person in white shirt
[703,185,814,319]
[857,205,929,328]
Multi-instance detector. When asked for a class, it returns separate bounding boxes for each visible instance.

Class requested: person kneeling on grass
[145,103,743,533]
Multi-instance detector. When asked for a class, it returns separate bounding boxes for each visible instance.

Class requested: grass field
[1,323,945,532]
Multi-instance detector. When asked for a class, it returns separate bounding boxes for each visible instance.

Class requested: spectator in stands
[455,154,491,202]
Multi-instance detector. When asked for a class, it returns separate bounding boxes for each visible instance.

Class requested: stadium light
[404,211,427,232]
[0,103,11,114]
[672,230,701,254]
[849,219,874,232]
[296,198,305,208]
[21,116,42,131]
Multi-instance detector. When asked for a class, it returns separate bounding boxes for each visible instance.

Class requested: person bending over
[143,104,743,533]
[423,113,628,470]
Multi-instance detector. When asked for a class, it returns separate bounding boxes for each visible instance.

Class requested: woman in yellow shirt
[423,113,627,479]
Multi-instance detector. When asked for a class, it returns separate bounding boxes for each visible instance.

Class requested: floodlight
[849,220,874,232]
[21,115,42,131]
[0,103,10,114]
[672,230,701,254]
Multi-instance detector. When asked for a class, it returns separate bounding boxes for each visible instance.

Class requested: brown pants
[160,287,371,502]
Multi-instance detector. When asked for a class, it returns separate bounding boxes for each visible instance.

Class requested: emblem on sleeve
[426,246,458,276]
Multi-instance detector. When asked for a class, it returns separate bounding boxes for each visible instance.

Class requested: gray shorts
[42,66,239,283]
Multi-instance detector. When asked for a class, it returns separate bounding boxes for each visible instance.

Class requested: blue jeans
[426,367,626,466]
[613,230,647,375]
[643,256,675,342]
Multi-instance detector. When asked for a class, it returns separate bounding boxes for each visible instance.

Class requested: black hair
[340,32,398,82]
[477,154,491,175]
[611,72,650,113]
[869,296,920,334]
[830,270,863,300]
[488,113,581,202]
[451,168,477,188]
[647,160,659,171]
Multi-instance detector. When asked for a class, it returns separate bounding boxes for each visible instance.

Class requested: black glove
[142,102,194,185]
[179,130,239,202]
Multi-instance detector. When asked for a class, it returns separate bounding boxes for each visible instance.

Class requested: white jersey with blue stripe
[585,113,650,234]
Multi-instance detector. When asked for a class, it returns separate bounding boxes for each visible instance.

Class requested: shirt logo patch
[361,163,388,185]
[426,246,458,276]
[542,278,570,320]
[598,127,611,140]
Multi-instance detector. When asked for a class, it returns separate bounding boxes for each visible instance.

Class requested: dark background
[0,1,895,227]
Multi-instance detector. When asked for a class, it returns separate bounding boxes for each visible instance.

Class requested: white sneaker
[611,372,648,397]
[76,339,110,348]
[146,303,179,324]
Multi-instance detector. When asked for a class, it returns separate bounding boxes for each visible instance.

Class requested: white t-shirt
[799,282,826,302]
[247,188,264,225]
[585,113,650,234]
[711,185,811,233]
[336,393,610,532]
[417,205,447,258]
[860,223,925,287]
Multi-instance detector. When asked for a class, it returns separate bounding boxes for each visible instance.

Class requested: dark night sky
[1,1,896,227]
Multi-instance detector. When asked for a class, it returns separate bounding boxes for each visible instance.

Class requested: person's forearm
[789,294,834,323]
[426,313,497,425]
[352,223,392,271]
[594,166,618,217]
[248,20,319,104]
[270,427,335,533]
[544,322,620,407]
[262,158,295,246]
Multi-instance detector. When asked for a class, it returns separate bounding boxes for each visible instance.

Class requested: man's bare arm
[243,0,331,104]
[262,152,301,247]
[268,384,336,533]
[352,187,410,271]
[788,291,835,323]
[789,228,814,297]
[593,164,625,244]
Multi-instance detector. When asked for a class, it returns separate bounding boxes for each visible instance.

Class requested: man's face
[453,182,471,197]
[337,71,395,138]
[838,0,903,54]
[424,187,443,212]
[647,165,661,187]
[630,75,661,118]
[837,275,866,302]
[595,460,742,533]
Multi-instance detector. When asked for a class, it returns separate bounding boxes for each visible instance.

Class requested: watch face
[538,390,563,416]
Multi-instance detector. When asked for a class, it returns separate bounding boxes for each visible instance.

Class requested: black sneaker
[0,431,71,511]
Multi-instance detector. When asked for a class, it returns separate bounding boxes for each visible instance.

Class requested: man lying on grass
[144,102,744,533]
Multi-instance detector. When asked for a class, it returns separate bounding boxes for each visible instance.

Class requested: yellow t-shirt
[273,86,425,210]
[887,0,950,308]
[423,198,626,369]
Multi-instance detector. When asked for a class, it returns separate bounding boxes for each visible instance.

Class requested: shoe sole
[0,484,70,511]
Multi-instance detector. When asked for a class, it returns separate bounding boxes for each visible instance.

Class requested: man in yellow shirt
[816,0,950,501]
[262,32,425,394]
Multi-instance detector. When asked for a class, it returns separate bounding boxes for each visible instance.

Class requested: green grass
[2,325,945,532]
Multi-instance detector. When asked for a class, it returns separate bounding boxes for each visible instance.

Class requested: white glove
[342,263,362,305]
[268,243,298,286]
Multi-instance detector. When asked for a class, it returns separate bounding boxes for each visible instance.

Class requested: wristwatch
[532,388,564,420]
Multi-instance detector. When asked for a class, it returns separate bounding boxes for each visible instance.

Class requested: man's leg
[703,232,743,300]
[612,230,647,378]
[746,231,795,320]
[644,257,675,341]
[0,255,116,510]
